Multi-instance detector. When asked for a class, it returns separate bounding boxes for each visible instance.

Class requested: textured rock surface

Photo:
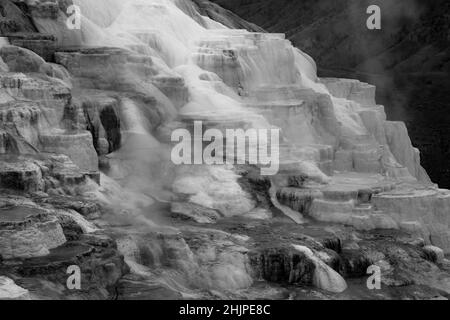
[0,276,31,300]
[0,0,448,300]
[189,0,264,32]
[6,33,57,61]
[0,45,48,73]
[0,0,36,34]
[211,0,450,188]
[0,210,66,259]
[373,189,450,253]
[0,154,98,194]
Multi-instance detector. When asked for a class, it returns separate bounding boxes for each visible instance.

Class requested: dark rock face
[0,45,47,73]
[80,92,122,156]
[7,33,57,62]
[211,0,450,188]
[0,0,36,34]
[249,247,315,285]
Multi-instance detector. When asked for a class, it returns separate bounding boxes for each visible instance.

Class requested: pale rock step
[352,204,373,215]
[399,220,429,239]
[40,130,98,172]
[245,99,306,124]
[318,173,396,203]
[0,203,66,259]
[0,44,70,85]
[422,245,445,264]
[192,46,243,91]
[321,78,377,106]
[268,144,334,186]
[310,199,398,231]
[310,199,355,225]
[334,141,411,176]
[55,46,187,110]
[373,188,450,253]
[247,86,340,149]
[0,73,100,172]
[247,86,310,102]
[358,107,388,145]
[172,164,256,218]
[55,47,133,89]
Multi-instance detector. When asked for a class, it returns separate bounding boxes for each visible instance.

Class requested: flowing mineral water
[61,0,403,293]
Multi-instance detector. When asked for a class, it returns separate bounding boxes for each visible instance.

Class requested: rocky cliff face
[0,0,449,300]
[211,0,450,188]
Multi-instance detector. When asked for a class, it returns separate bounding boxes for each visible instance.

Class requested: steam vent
[0,0,449,300]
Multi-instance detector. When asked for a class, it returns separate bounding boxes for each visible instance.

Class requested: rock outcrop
[0,0,36,34]
[0,276,31,300]
[292,245,347,293]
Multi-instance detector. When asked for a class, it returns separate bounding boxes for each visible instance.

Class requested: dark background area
[211,0,450,187]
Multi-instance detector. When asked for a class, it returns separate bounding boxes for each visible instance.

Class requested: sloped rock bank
[0,194,129,299]
[143,207,450,299]
[0,205,66,259]
[0,154,99,194]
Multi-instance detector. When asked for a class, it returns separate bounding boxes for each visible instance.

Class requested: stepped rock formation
[0,0,449,299]
[211,0,450,189]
